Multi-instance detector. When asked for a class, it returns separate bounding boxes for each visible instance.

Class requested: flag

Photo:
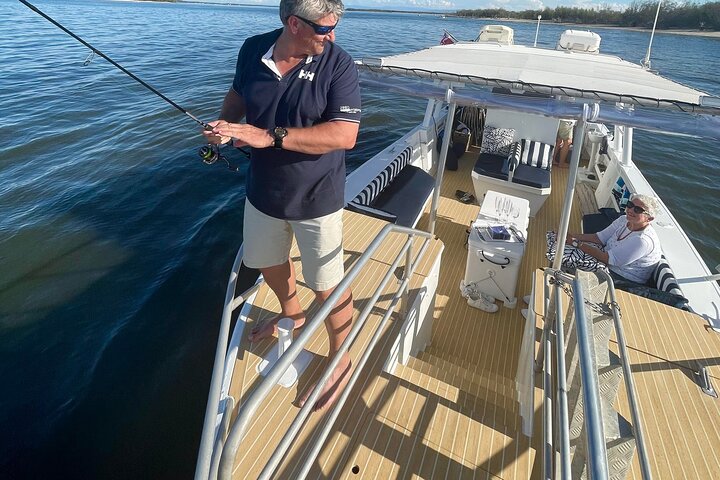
[440,30,457,45]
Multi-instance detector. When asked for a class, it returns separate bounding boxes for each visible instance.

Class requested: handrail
[552,280,572,477]
[271,236,432,480]
[196,246,263,480]
[218,223,434,480]
[541,268,608,480]
[598,270,653,480]
[572,277,609,479]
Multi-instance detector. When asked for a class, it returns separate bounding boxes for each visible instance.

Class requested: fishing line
[19,0,244,171]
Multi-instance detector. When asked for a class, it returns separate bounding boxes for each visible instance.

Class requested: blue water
[1,0,718,476]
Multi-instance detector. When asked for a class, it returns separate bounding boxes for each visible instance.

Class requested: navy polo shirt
[232,28,362,220]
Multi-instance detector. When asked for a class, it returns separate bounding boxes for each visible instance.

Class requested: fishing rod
[19,0,241,170]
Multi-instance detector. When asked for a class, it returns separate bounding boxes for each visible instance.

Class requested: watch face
[273,127,287,139]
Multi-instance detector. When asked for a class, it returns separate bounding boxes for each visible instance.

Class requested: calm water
[1,0,718,477]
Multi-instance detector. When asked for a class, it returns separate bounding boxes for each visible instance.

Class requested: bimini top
[360,42,720,115]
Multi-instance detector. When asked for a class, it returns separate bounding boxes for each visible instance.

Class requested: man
[203,0,361,412]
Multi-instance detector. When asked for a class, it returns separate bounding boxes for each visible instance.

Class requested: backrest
[485,108,559,145]
[649,255,684,297]
[352,146,413,206]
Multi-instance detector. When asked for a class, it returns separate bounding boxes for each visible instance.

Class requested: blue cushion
[473,153,508,180]
[512,164,551,188]
[345,202,397,223]
[373,166,435,227]
[582,208,622,234]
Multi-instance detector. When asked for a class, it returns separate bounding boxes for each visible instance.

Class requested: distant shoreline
[120,0,720,39]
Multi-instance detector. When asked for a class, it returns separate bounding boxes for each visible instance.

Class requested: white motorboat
[195,26,720,480]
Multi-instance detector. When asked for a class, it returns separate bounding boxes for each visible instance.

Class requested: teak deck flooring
[224,150,720,479]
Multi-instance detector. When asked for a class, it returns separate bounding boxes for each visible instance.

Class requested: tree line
[456,1,720,30]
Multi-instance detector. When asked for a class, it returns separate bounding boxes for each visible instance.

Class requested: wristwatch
[572,239,580,248]
[270,126,288,149]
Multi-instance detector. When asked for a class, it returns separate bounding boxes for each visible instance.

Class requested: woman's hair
[630,193,660,218]
[279,0,345,24]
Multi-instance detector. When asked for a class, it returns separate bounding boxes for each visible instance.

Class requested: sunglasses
[295,15,337,35]
[626,200,648,215]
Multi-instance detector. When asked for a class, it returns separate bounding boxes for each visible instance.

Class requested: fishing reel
[198,143,241,172]
[198,143,223,165]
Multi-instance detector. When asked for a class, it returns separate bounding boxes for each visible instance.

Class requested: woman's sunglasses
[295,15,337,35]
[626,201,648,215]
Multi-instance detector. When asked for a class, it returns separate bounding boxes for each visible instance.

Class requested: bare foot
[298,355,352,412]
[248,314,305,343]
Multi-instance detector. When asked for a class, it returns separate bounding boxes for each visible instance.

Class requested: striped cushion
[507,142,521,171]
[353,146,413,206]
[650,256,684,296]
[520,139,554,170]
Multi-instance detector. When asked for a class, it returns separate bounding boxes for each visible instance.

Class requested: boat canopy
[360,42,720,115]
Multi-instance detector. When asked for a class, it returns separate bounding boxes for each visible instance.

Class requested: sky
[194,0,646,13]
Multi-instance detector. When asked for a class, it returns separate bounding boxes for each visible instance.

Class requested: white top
[360,42,714,111]
[597,216,662,284]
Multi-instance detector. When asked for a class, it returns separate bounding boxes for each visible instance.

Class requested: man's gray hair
[279,0,345,24]
[630,193,660,218]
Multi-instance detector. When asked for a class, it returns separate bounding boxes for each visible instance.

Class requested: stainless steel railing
[537,268,652,480]
[195,245,264,480]
[598,270,653,480]
[212,223,434,480]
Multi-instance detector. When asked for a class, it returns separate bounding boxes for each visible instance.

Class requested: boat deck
[223,150,720,479]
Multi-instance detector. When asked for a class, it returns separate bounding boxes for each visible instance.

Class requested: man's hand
[202,120,233,146]
[212,122,273,149]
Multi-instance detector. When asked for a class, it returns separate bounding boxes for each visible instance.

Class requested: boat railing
[203,223,434,480]
[538,268,652,480]
[195,245,264,480]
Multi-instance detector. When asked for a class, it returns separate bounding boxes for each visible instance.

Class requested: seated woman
[565,193,661,285]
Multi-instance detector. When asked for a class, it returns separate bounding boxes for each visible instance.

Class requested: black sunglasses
[295,15,337,35]
[626,200,648,215]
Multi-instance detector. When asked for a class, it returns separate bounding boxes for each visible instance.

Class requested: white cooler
[464,217,526,308]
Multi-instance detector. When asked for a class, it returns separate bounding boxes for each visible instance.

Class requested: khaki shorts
[243,199,345,292]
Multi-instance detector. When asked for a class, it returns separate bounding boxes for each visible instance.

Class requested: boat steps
[392,350,521,425]
[409,346,519,402]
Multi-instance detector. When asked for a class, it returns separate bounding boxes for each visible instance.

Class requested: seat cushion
[353,145,413,206]
[582,207,622,233]
[520,139,553,170]
[345,202,397,223]
[473,153,508,180]
[372,165,435,227]
[511,164,551,188]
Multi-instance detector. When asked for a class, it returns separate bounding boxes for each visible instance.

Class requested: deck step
[411,348,518,402]
[568,351,623,440]
[422,345,518,391]
[570,410,636,480]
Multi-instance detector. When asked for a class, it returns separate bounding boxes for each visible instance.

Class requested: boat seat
[371,166,435,228]
[472,152,508,180]
[581,207,621,234]
[512,164,551,189]
[581,209,688,308]
[346,146,434,228]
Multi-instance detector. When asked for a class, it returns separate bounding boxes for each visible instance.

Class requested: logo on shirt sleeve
[340,106,361,114]
[298,70,315,81]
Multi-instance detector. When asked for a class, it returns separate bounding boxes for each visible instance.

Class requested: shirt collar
[261,43,314,79]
